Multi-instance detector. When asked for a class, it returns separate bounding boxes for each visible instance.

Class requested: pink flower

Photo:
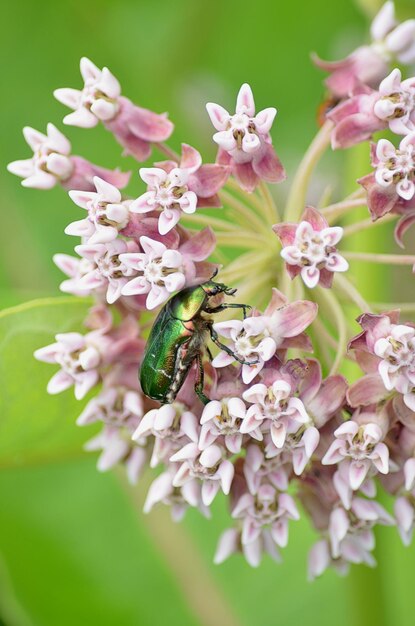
[328,499,394,566]
[349,312,415,412]
[76,385,143,429]
[54,57,173,161]
[170,443,234,506]
[120,236,186,309]
[66,177,130,243]
[206,83,285,192]
[374,323,415,409]
[374,68,415,135]
[265,425,320,476]
[314,2,415,98]
[373,135,415,201]
[214,527,282,568]
[395,495,415,545]
[322,419,390,490]
[130,144,228,234]
[7,123,130,191]
[328,90,385,150]
[85,425,147,484]
[211,316,277,384]
[53,253,97,297]
[211,291,317,385]
[34,330,103,399]
[241,379,310,448]
[274,206,348,289]
[133,403,199,468]
[231,483,300,550]
[144,465,211,521]
[74,239,139,303]
[298,358,347,428]
[199,398,250,453]
[244,444,290,495]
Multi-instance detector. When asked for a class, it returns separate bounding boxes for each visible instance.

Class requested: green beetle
[140,275,255,405]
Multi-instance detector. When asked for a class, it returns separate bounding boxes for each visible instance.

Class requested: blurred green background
[1,0,415,624]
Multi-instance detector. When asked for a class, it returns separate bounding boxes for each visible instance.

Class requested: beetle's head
[201,278,236,297]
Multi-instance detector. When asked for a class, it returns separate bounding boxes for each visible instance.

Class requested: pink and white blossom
[231,483,300,551]
[244,444,290,495]
[265,425,320,476]
[274,206,348,289]
[241,379,310,448]
[314,2,415,98]
[199,397,253,453]
[374,68,415,135]
[144,465,210,521]
[328,499,394,566]
[34,330,103,399]
[74,239,139,304]
[76,385,143,429]
[53,253,97,297]
[133,403,199,468]
[54,57,173,161]
[374,323,415,410]
[322,419,389,490]
[374,134,415,201]
[85,425,147,484]
[214,527,282,568]
[211,316,277,384]
[349,312,415,412]
[66,176,130,243]
[132,144,229,231]
[170,443,234,506]
[120,236,186,309]
[206,83,285,192]
[7,123,130,191]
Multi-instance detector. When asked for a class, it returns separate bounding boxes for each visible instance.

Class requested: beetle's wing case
[168,285,207,321]
[140,304,193,402]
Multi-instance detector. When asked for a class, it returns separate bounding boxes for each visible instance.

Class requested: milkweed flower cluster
[10,1,415,578]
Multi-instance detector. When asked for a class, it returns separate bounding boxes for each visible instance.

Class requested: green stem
[343,251,415,265]
[215,232,268,249]
[334,274,372,313]
[320,197,366,222]
[342,213,397,237]
[316,286,348,375]
[285,120,334,221]
[371,302,415,313]
[258,180,280,223]
[219,190,268,233]
[182,213,235,231]
[154,142,180,161]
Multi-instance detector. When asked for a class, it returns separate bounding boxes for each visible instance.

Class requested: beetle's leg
[205,303,252,319]
[209,326,260,365]
[194,353,210,405]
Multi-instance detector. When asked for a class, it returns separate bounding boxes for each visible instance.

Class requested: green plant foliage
[0,298,94,467]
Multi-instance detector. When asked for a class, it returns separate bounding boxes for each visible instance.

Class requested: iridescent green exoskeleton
[140,276,254,405]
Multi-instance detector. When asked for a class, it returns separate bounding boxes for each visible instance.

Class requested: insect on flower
[139,272,256,405]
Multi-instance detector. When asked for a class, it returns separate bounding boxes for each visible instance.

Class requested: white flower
[374,323,415,409]
[66,176,130,243]
[375,135,415,201]
[120,236,186,309]
[54,57,121,127]
[7,123,73,189]
[130,167,198,235]
[280,221,348,289]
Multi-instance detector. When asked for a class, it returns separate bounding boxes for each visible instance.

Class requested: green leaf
[0,460,198,626]
[0,297,95,468]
